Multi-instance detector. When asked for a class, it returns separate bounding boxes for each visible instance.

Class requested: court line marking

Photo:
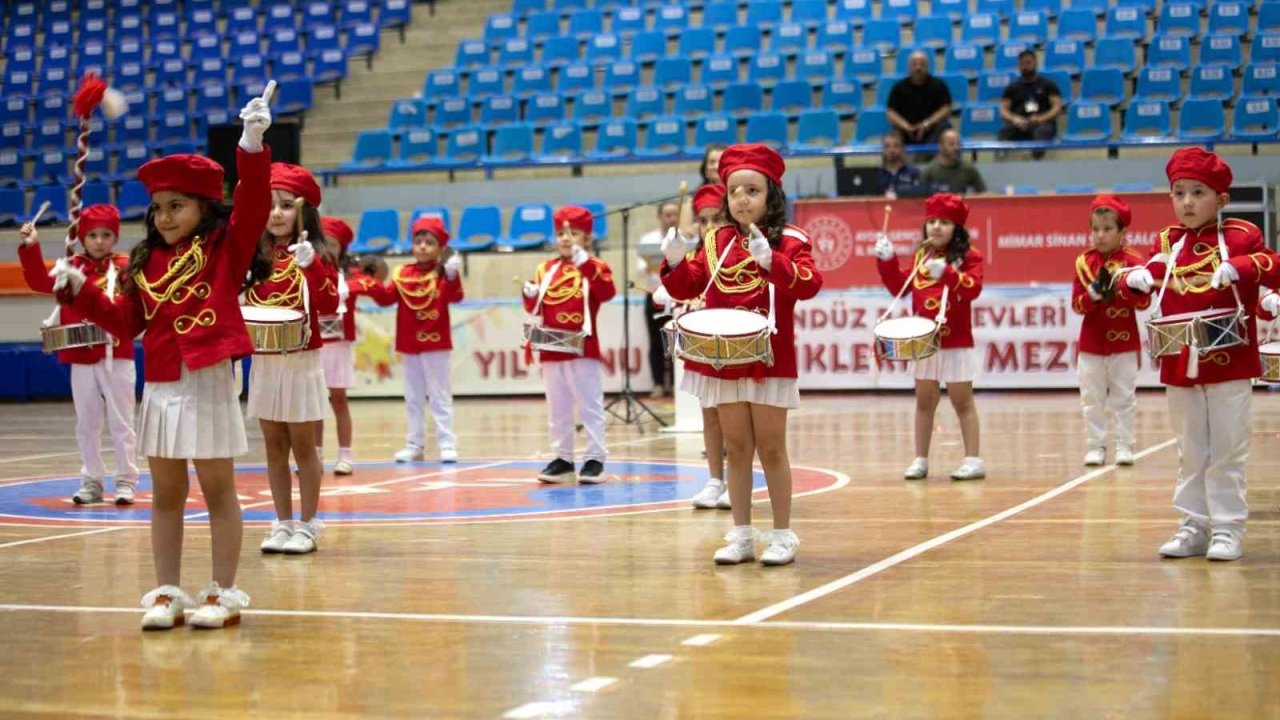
[731,437,1179,626]
[680,633,721,646]
[0,604,1277,638]
[570,677,617,693]
[0,451,82,465]
[628,654,672,669]
[0,527,125,550]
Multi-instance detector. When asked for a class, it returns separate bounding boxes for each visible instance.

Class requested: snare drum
[241,306,308,354]
[673,308,772,370]
[318,313,344,341]
[1146,308,1246,358]
[1260,341,1280,383]
[873,315,940,361]
[41,322,108,354]
[522,319,586,355]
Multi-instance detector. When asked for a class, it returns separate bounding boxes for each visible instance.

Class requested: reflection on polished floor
[0,391,1277,718]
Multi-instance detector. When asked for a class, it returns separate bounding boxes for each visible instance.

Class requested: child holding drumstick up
[873,193,985,481]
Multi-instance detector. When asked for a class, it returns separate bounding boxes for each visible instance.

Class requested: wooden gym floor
[0,390,1277,719]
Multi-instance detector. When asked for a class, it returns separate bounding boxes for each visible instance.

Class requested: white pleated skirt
[681,370,800,409]
[137,359,248,459]
[320,341,355,389]
[914,347,980,384]
[246,349,327,423]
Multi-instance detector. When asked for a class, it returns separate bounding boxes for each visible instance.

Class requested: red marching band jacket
[364,261,464,354]
[1115,219,1280,387]
[876,246,984,349]
[1071,247,1151,355]
[329,265,380,343]
[522,256,616,363]
[662,224,823,380]
[19,246,135,363]
[245,242,340,352]
[68,147,273,383]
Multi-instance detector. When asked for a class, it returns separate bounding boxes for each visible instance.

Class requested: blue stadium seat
[854,107,888,144]
[1041,70,1073,104]
[724,83,765,115]
[1045,40,1085,76]
[939,74,969,110]
[468,67,506,99]
[962,13,1002,48]
[976,71,1015,103]
[1,96,29,127]
[1177,98,1226,140]
[194,57,228,87]
[156,112,195,150]
[34,121,66,152]
[1010,11,1048,45]
[342,129,393,169]
[677,28,716,59]
[611,7,646,36]
[744,111,788,149]
[484,14,518,46]
[701,53,741,89]
[677,84,714,118]
[32,150,67,184]
[1094,37,1138,73]
[568,8,605,39]
[113,145,151,184]
[993,42,1030,74]
[499,38,535,70]
[226,6,258,35]
[264,3,296,34]
[390,129,437,168]
[540,120,583,159]
[792,109,840,150]
[1252,33,1280,64]
[1188,65,1234,102]
[845,48,881,85]
[654,4,689,35]
[603,60,640,96]
[1148,35,1191,71]
[1244,63,1280,96]
[962,103,1002,139]
[573,90,611,124]
[655,57,693,91]
[626,86,665,121]
[1157,3,1200,37]
[724,25,762,58]
[305,0,336,25]
[637,116,686,157]
[452,205,501,253]
[791,50,830,87]
[586,118,636,158]
[1233,95,1279,141]
[746,0,783,28]
[274,52,308,83]
[772,23,808,59]
[434,97,472,129]
[1077,0,1116,14]
[1055,184,1096,194]
[1208,2,1250,37]
[749,52,787,87]
[823,80,861,116]
[915,15,953,50]
[1080,68,1126,105]
[32,185,69,224]
[631,31,669,64]
[976,0,1015,13]
[500,203,554,252]
[771,80,813,116]
[388,98,428,132]
[513,66,552,98]
[155,87,189,118]
[350,208,399,255]
[80,181,112,208]
[77,42,109,77]
[791,0,829,28]
[1121,100,1172,140]
[835,0,873,27]
[399,206,453,254]
[381,0,412,29]
[233,54,269,86]
[818,20,854,54]
[346,22,381,57]
[485,124,535,164]
[1135,67,1182,102]
[559,63,596,95]
[456,40,490,69]
[541,36,581,67]
[481,95,520,127]
[314,47,349,85]
[1200,35,1242,69]
[1105,7,1147,41]
[1056,8,1097,43]
[0,187,24,225]
[882,0,917,24]
[944,45,985,79]
[688,114,738,152]
[0,149,24,187]
[525,93,565,126]
[861,19,901,54]
[1063,102,1112,142]
[586,33,623,65]
[1024,0,1062,14]
[1261,4,1280,34]
[114,179,148,220]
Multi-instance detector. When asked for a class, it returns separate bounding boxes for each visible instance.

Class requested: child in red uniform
[1072,195,1150,467]
[245,163,340,556]
[365,216,464,463]
[874,193,985,481]
[523,206,616,484]
[19,204,139,504]
[1118,148,1280,562]
[662,144,823,565]
[52,89,274,629]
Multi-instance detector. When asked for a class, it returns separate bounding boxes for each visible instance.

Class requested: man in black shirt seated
[998,50,1063,160]
[886,51,953,148]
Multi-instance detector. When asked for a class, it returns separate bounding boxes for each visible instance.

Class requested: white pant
[71,360,139,484]
[543,358,606,463]
[1166,380,1251,532]
[403,351,455,451]
[1078,352,1139,451]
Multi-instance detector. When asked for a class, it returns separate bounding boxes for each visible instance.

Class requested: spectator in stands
[880,129,924,199]
[636,201,680,397]
[886,51,953,148]
[998,50,1064,160]
[699,144,727,187]
[923,130,987,195]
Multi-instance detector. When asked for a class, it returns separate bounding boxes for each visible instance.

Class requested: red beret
[270,162,322,207]
[321,217,354,250]
[411,215,450,245]
[77,204,120,241]
[693,184,726,213]
[554,205,594,236]
[137,154,225,201]
[718,143,785,187]
[1090,194,1132,227]
[924,193,969,226]
[1166,147,1233,195]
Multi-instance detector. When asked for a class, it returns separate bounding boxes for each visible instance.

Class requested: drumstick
[30,201,51,227]
[292,197,306,239]
[881,204,892,237]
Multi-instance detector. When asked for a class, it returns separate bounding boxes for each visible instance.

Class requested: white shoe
[394,445,424,463]
[903,457,928,480]
[691,479,725,509]
[440,446,458,463]
[1159,519,1210,558]
[334,460,354,476]
[713,526,757,565]
[140,585,192,631]
[114,481,136,505]
[259,520,295,554]
[281,519,322,555]
[190,583,249,629]
[715,489,731,509]
[760,529,800,566]
[950,457,986,481]
[72,477,104,504]
[1206,530,1243,561]
[1083,448,1106,466]
[1114,448,1135,466]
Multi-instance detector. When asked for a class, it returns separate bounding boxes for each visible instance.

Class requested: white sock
[338,447,353,463]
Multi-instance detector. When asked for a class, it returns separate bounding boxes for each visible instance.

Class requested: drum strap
[704,235,776,335]
[104,264,117,372]
[528,260,592,337]
[336,272,349,316]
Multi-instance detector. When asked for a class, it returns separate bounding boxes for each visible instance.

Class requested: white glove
[661,227,697,266]
[337,272,350,306]
[1125,267,1154,293]
[872,233,894,261]
[49,258,86,295]
[1263,292,1280,316]
[571,244,590,268]
[635,256,649,274]
[522,281,540,299]
[652,285,672,307]
[1086,283,1103,302]
[238,80,275,152]
[288,239,315,269]
[1211,261,1239,290]
[747,224,772,271]
[18,222,37,245]
[443,253,463,280]
[923,257,947,279]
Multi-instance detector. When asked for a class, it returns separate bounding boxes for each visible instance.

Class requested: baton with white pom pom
[66,72,127,257]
